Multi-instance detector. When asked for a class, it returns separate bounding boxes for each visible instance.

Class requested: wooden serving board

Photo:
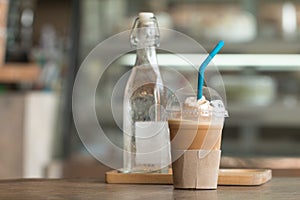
[106,169,272,186]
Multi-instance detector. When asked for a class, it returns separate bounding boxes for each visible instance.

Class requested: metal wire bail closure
[130,16,160,48]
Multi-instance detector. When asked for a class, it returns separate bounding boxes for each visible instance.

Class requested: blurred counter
[45,155,300,181]
[0,92,58,179]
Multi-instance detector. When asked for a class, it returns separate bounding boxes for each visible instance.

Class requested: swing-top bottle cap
[130,12,159,47]
[139,12,154,22]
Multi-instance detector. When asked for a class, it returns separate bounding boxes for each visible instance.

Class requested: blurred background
[1,0,300,180]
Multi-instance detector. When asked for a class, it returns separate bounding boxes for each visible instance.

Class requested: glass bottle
[123,12,171,173]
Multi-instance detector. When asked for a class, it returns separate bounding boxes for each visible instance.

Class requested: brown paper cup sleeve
[171,149,221,189]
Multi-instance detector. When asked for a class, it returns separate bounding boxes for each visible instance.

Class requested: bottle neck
[131,15,160,67]
[135,46,158,67]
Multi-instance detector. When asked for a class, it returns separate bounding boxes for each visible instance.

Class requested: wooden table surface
[0,178,299,200]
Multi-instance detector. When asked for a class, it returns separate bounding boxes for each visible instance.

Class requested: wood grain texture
[106,170,173,185]
[0,178,298,200]
[106,169,272,186]
[218,169,272,186]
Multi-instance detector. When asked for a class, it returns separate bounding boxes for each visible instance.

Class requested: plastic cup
[167,87,227,189]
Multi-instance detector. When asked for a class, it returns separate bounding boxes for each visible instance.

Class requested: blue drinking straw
[197,40,225,100]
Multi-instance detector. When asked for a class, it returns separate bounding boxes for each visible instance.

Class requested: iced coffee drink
[167,90,227,189]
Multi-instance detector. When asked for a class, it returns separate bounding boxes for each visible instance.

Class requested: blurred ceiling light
[282,2,297,40]
[21,9,34,27]
[121,54,300,71]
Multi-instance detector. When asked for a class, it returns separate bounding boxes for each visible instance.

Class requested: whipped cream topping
[184,96,212,117]
[183,96,228,118]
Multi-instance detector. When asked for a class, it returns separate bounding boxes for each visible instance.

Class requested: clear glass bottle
[123,12,171,173]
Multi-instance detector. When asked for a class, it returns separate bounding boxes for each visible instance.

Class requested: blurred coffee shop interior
[1,0,300,180]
